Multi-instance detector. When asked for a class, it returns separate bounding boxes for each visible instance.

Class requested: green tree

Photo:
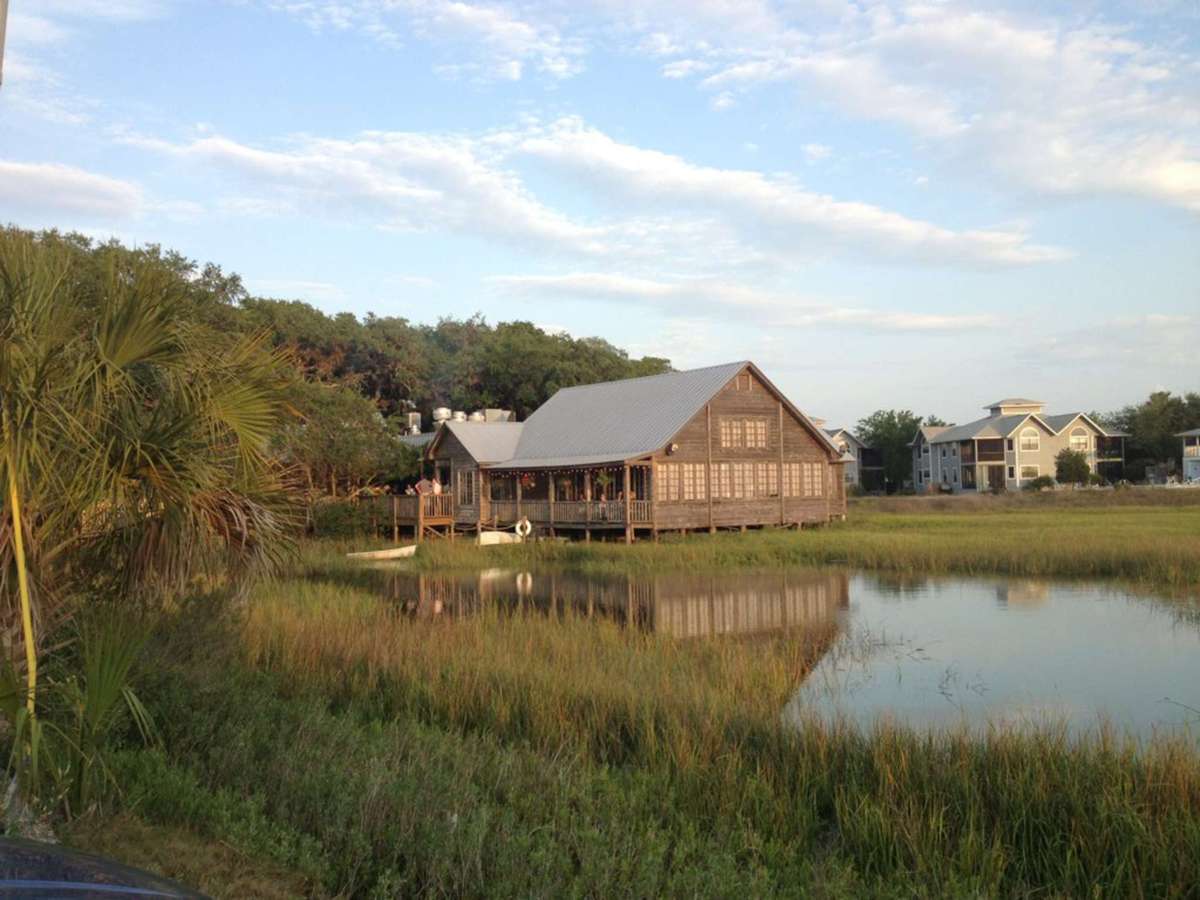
[856,410,925,492]
[1102,391,1200,467]
[0,228,295,727]
[1055,449,1090,485]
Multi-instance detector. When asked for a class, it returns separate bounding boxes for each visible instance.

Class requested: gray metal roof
[984,398,1044,408]
[1178,428,1200,437]
[399,432,436,449]
[439,421,525,464]
[492,361,746,469]
[488,360,838,470]
[926,410,1124,444]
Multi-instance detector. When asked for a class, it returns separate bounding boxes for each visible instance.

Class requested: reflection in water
[379,568,850,639]
[354,562,1200,741]
[789,574,1200,741]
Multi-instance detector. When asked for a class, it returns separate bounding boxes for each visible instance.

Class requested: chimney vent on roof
[406,411,422,435]
[468,411,486,422]
[451,410,467,422]
[432,407,451,424]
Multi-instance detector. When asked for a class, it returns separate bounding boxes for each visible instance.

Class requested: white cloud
[517,117,1068,266]
[262,0,583,81]
[634,3,1200,213]
[1033,314,1200,368]
[129,129,609,254]
[490,272,996,333]
[802,143,831,163]
[8,14,71,45]
[0,160,143,219]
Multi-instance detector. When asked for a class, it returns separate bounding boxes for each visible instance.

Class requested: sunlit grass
[408,502,1200,588]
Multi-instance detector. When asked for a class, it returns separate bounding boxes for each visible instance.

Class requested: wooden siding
[651,365,843,530]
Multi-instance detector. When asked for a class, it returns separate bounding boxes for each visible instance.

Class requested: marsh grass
[152,570,1199,897]
[412,502,1200,588]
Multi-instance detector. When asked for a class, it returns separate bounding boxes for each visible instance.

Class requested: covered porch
[485,461,654,541]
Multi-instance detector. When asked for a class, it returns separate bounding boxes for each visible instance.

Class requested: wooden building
[402,361,846,542]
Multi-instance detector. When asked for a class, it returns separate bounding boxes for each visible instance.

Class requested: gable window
[736,373,752,391]
[1069,427,1089,453]
[1019,428,1040,452]
[719,417,768,449]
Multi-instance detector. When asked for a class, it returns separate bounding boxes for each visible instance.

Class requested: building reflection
[994,580,1051,609]
[383,569,850,639]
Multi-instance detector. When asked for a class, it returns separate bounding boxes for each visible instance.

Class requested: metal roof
[925,411,1124,444]
[488,361,838,470]
[437,421,525,464]
[984,398,1044,408]
[399,432,436,449]
[1178,428,1200,437]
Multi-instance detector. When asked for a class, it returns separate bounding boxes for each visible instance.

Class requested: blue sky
[2,0,1198,426]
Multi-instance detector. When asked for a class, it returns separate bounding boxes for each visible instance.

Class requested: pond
[361,564,1200,740]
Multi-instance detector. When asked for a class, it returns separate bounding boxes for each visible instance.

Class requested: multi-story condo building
[821,427,884,492]
[910,398,1126,493]
[1180,428,1200,482]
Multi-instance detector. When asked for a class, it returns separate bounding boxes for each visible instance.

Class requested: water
[361,565,1200,740]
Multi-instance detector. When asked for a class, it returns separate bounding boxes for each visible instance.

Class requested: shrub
[310,500,373,538]
[1024,475,1056,492]
[1088,473,1108,487]
[1055,449,1091,485]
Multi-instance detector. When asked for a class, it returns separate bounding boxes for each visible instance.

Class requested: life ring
[514,517,532,539]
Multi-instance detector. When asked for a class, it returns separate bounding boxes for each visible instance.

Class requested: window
[952,445,958,456]
[754,463,777,496]
[922,445,930,455]
[783,462,802,497]
[1007,438,1014,451]
[952,469,958,483]
[1007,466,1015,479]
[732,462,750,498]
[457,469,475,505]
[736,373,752,391]
[658,464,680,501]
[747,419,768,449]
[923,468,931,483]
[1069,428,1089,452]
[709,463,731,499]
[941,447,947,457]
[719,417,767,449]
[1019,428,1040,452]
[1020,465,1039,480]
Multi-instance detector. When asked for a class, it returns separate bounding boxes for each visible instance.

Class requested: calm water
[361,565,1200,739]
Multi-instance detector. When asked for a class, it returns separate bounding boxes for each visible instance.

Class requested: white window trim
[1019,427,1040,452]
[1020,464,1040,480]
[1069,427,1090,453]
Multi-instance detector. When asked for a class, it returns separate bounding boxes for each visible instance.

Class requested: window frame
[1018,428,1040,452]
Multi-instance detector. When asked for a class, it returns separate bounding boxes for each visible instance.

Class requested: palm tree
[0,229,296,723]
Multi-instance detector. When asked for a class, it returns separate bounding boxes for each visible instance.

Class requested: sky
[1,0,1198,427]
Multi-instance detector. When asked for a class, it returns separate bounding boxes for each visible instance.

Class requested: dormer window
[1019,428,1040,452]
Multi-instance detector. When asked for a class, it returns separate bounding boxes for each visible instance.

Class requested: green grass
[408,496,1200,588]
[77,564,1200,899]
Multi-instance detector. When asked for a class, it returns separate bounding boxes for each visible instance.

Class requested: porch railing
[485,498,652,526]
[395,494,454,521]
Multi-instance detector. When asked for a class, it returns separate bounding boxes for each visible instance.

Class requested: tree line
[4,228,670,497]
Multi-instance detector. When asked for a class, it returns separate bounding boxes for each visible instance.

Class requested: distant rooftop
[984,397,1044,409]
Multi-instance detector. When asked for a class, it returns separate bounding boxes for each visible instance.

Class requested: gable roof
[825,428,867,449]
[491,361,838,469]
[400,431,436,450]
[429,421,524,464]
[923,410,1125,445]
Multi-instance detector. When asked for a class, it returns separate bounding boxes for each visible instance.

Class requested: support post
[623,463,632,544]
[416,494,424,544]
[778,401,785,526]
[548,472,556,537]
[392,495,399,542]
[706,402,715,534]
[516,474,523,520]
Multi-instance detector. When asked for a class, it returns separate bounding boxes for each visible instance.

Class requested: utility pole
[0,0,8,88]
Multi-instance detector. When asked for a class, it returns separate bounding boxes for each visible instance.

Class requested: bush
[1023,475,1056,492]
[310,500,373,537]
[1055,449,1091,486]
[1088,473,1108,487]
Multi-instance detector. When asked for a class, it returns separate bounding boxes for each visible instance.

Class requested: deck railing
[485,498,652,526]
[394,493,454,521]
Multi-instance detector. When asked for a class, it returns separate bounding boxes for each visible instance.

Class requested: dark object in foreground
[0,838,205,898]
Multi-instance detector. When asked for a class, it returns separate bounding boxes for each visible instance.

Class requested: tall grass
[159,570,1199,897]
[412,504,1200,588]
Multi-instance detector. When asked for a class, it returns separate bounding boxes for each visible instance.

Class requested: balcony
[976,439,1006,463]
